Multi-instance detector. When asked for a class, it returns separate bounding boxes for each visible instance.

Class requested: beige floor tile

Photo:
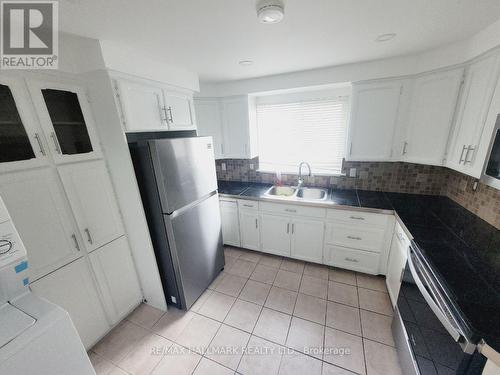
[364,339,402,375]
[250,264,279,284]
[286,317,324,359]
[253,308,291,345]
[239,279,271,305]
[358,289,393,316]
[224,256,238,271]
[274,269,302,291]
[278,350,323,375]
[153,308,195,341]
[324,327,366,375]
[193,358,235,375]
[360,310,394,346]
[119,333,172,375]
[215,273,248,297]
[293,293,327,325]
[190,289,214,313]
[329,268,357,286]
[227,259,257,278]
[322,362,359,375]
[259,254,283,269]
[280,259,305,274]
[264,286,298,314]
[209,272,226,290]
[327,281,359,308]
[206,324,250,370]
[126,303,165,329]
[89,351,116,375]
[326,302,361,336]
[151,344,201,375]
[224,246,244,259]
[108,367,128,375]
[299,275,328,299]
[92,320,149,363]
[175,314,221,354]
[356,274,388,293]
[239,250,262,263]
[303,263,329,280]
[237,336,283,375]
[197,291,236,322]
[224,299,262,333]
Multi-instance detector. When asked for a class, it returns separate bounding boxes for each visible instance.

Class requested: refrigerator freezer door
[164,193,224,309]
[150,137,218,214]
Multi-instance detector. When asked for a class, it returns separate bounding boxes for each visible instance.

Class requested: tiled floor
[89,246,403,375]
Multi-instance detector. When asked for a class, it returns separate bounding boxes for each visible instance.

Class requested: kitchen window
[256,94,349,175]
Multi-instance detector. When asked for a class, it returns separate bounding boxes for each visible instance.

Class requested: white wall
[198,18,500,97]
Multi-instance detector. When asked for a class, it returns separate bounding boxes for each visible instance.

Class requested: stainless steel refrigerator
[128,134,224,310]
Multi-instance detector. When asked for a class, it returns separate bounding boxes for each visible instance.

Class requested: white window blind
[256,97,348,175]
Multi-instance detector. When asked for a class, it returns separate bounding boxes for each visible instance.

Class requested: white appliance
[0,196,95,375]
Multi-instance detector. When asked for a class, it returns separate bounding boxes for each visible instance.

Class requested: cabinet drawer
[260,201,326,218]
[327,209,389,227]
[238,200,259,210]
[324,245,380,274]
[325,222,386,253]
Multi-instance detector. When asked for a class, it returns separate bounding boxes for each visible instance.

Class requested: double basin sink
[264,185,328,202]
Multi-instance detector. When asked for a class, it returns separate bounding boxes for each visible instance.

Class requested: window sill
[256,169,347,177]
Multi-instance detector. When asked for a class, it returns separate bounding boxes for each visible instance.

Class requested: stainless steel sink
[264,185,297,197]
[296,187,328,201]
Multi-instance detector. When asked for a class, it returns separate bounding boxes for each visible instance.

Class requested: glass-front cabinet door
[0,77,48,172]
[27,80,101,164]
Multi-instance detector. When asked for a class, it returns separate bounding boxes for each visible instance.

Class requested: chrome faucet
[297,162,312,187]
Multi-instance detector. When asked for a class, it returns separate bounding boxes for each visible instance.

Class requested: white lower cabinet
[30,257,110,349]
[290,218,324,263]
[220,199,240,246]
[239,208,260,251]
[260,213,291,257]
[386,223,410,306]
[89,236,142,324]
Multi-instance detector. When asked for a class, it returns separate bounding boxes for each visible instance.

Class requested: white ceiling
[60,0,500,82]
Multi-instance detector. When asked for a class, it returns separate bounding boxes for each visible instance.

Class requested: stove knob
[0,240,13,255]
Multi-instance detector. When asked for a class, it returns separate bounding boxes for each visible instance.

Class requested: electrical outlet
[349,168,357,177]
[249,163,254,170]
[221,162,226,171]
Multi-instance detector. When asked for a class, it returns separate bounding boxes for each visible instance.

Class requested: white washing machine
[0,196,95,375]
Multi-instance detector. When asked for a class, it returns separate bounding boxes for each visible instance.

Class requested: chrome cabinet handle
[345,257,359,263]
[285,208,297,213]
[291,223,295,234]
[167,106,173,123]
[255,218,258,229]
[459,145,467,164]
[71,234,80,251]
[84,228,93,244]
[243,204,254,208]
[34,133,46,156]
[402,141,408,155]
[464,145,475,164]
[399,267,405,283]
[347,235,362,240]
[160,106,168,123]
[50,132,61,154]
[287,223,290,234]
[349,216,365,220]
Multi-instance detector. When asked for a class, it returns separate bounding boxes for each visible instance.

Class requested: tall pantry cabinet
[0,74,142,348]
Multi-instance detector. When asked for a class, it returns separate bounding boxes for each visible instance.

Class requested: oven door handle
[407,247,461,342]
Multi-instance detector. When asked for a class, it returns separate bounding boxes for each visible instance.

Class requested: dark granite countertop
[217,180,500,351]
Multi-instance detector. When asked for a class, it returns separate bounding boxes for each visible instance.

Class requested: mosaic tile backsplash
[215,157,500,229]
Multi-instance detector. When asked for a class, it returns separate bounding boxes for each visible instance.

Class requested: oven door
[392,245,475,375]
[481,115,500,189]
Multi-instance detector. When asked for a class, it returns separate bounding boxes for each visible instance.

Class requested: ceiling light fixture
[376,33,397,42]
[257,0,285,24]
[238,60,254,66]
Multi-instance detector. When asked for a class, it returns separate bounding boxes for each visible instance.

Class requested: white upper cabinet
[27,79,102,164]
[194,95,258,159]
[0,168,82,281]
[163,91,196,130]
[194,98,224,158]
[0,77,49,172]
[402,68,464,165]
[348,81,403,161]
[58,160,125,253]
[116,80,168,131]
[115,77,196,132]
[447,53,500,177]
